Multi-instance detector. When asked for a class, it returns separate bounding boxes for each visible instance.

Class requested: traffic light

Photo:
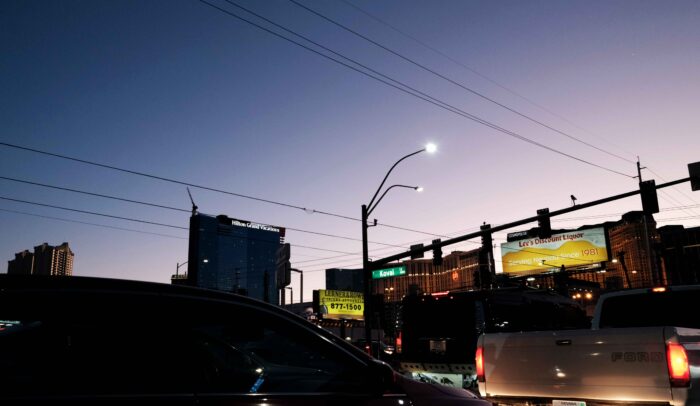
[689,161,700,191]
[537,208,551,238]
[432,239,443,266]
[410,243,425,260]
[276,243,291,287]
[640,180,659,214]
[480,223,492,249]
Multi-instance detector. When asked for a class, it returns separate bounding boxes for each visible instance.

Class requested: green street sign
[372,265,407,279]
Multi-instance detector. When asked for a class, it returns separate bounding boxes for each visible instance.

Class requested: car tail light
[667,342,690,387]
[475,346,485,382]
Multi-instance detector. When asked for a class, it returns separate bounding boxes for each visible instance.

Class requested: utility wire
[646,167,700,217]
[0,142,448,237]
[339,0,639,163]
[0,175,190,213]
[197,0,634,178]
[0,195,358,255]
[0,208,188,240]
[656,215,700,222]
[0,175,403,247]
[0,141,356,222]
[288,0,636,166]
[0,196,187,230]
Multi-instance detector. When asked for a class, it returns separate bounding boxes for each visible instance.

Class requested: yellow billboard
[500,227,608,275]
[318,290,364,320]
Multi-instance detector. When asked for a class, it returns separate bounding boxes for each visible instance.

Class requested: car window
[486,293,589,333]
[598,290,700,329]
[0,317,203,396]
[187,300,370,394]
[0,290,371,397]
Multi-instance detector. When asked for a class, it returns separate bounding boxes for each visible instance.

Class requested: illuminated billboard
[317,290,364,320]
[500,227,608,275]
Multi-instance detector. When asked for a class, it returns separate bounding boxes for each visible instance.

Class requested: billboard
[317,290,364,320]
[500,227,608,275]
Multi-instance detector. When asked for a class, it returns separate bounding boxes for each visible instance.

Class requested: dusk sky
[2,0,699,302]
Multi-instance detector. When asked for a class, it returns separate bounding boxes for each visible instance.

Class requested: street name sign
[372,265,407,279]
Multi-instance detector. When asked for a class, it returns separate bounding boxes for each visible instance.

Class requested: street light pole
[176,261,188,277]
[362,203,371,352]
[362,144,435,357]
[286,286,293,305]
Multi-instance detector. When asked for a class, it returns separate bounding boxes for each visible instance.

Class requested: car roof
[598,284,700,300]
[0,274,272,309]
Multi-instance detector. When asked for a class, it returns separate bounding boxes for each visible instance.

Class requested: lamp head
[415,186,424,192]
[425,143,437,154]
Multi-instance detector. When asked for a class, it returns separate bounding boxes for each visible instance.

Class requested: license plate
[552,401,586,406]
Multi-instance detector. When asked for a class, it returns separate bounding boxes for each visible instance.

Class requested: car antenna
[187,187,198,216]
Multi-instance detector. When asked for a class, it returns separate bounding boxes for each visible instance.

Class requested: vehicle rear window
[598,290,700,328]
[486,293,590,333]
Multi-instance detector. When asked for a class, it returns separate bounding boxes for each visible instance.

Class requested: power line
[0,195,358,255]
[646,167,700,217]
[197,0,634,178]
[0,175,190,213]
[288,0,636,166]
[339,0,640,163]
[0,141,356,222]
[0,142,449,238]
[0,175,404,248]
[0,195,188,230]
[0,208,188,240]
[656,215,700,223]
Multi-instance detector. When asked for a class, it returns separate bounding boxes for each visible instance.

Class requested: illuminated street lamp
[362,143,436,356]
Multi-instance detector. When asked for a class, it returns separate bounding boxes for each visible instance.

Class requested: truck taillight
[475,346,485,382]
[667,342,690,387]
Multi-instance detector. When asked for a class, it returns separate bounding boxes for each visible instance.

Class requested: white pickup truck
[477,285,700,406]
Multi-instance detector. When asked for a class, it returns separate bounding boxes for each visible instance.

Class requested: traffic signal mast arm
[371,176,693,269]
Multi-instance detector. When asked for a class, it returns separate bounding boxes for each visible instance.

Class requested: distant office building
[7,250,33,275]
[6,243,74,276]
[325,268,364,292]
[186,213,285,304]
[658,224,700,285]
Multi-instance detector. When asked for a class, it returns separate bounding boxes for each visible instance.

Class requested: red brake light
[667,343,690,387]
[475,346,485,382]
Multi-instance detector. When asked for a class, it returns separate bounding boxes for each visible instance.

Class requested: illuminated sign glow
[372,265,407,279]
[318,290,364,320]
[500,227,608,274]
[231,219,281,233]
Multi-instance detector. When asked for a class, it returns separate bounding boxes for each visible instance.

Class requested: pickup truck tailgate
[481,327,673,402]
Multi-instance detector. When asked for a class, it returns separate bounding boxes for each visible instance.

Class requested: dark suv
[0,275,489,405]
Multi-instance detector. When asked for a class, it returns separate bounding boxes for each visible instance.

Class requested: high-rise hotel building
[7,242,74,276]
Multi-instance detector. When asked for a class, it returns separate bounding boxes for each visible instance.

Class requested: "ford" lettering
[611,352,663,362]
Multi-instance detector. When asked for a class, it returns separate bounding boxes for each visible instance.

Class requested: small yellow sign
[318,290,364,320]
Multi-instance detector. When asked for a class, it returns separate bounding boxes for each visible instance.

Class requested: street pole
[360,144,436,357]
[362,204,372,355]
[291,268,303,303]
[637,159,657,285]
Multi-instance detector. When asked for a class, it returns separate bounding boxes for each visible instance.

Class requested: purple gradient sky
[2,0,699,302]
